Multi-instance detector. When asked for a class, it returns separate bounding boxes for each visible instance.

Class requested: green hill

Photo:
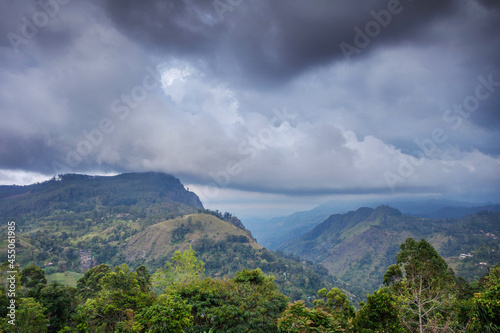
[0,172,351,303]
[0,172,206,270]
[246,199,500,249]
[278,205,500,295]
[123,212,353,302]
[0,172,203,226]
[123,213,262,266]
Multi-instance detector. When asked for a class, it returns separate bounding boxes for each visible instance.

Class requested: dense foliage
[279,206,500,297]
[190,237,346,304]
[1,175,499,331]
[352,288,404,332]
[469,264,500,332]
[383,238,458,332]
[0,173,206,274]
[0,173,342,306]
[0,243,499,332]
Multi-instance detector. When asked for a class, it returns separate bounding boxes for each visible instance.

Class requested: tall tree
[20,264,47,297]
[314,287,355,330]
[135,265,152,293]
[76,263,111,299]
[383,238,456,332]
[133,294,192,333]
[153,246,205,291]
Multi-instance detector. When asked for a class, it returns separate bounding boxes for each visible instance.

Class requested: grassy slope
[47,271,84,287]
[279,207,500,294]
[121,213,355,303]
[0,173,356,302]
[123,213,262,263]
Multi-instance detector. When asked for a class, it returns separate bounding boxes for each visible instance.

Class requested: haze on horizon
[1,0,499,218]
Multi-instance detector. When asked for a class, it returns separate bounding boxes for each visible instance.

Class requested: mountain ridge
[1,172,203,210]
[278,205,500,295]
[247,198,500,249]
[0,172,350,303]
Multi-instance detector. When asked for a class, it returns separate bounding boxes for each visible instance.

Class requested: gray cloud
[1,0,499,212]
[99,0,465,86]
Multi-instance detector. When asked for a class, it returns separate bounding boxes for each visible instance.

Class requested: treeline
[0,173,202,229]
[1,238,499,332]
[128,232,344,304]
[190,238,340,302]
[16,213,342,302]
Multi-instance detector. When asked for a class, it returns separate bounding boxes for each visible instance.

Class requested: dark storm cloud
[1,0,500,207]
[477,0,500,10]
[100,0,462,85]
[0,0,79,55]
[0,133,52,171]
[101,0,221,54]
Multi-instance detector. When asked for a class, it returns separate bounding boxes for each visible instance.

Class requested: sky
[1,0,499,218]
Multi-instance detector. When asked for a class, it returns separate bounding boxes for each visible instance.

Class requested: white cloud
[0,170,51,186]
[0,0,499,218]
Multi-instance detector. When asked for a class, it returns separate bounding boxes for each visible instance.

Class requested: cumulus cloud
[0,0,499,212]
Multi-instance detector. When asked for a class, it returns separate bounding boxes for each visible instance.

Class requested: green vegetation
[0,172,348,309]
[278,287,356,332]
[12,297,48,332]
[153,247,205,289]
[383,238,457,331]
[469,264,500,332]
[0,173,206,273]
[279,206,500,298]
[168,269,289,332]
[355,239,500,332]
[352,288,403,332]
[2,173,499,331]
[0,242,498,332]
[47,272,84,287]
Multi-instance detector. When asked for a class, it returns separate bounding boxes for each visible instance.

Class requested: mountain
[278,205,500,295]
[124,213,262,264]
[0,172,203,222]
[0,172,206,271]
[248,198,500,249]
[0,172,349,303]
[245,201,358,249]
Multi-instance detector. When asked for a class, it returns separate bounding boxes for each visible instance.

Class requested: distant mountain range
[245,198,500,249]
[277,205,500,295]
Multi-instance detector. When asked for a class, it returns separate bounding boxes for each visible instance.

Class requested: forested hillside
[0,173,347,304]
[0,172,205,273]
[0,172,204,225]
[278,205,500,296]
[1,173,499,331]
[248,200,500,250]
[1,241,498,332]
